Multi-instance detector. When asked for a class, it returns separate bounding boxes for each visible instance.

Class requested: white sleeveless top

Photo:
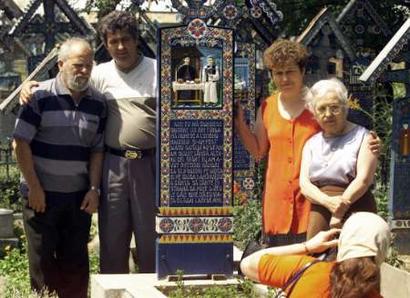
[305,125,368,187]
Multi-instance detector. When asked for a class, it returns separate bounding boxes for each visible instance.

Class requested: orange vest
[262,93,320,234]
[258,255,383,298]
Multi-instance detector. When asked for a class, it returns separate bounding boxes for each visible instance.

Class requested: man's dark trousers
[23,191,91,298]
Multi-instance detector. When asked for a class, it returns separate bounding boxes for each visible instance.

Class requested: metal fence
[0,138,17,180]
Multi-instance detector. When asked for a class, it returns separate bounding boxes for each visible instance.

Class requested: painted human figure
[202,55,220,105]
[177,56,195,82]
[176,56,196,101]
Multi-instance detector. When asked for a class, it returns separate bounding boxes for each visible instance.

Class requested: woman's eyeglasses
[315,105,343,116]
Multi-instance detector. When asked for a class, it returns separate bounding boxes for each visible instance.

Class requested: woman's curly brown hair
[330,257,380,298]
[263,39,308,70]
[98,11,139,44]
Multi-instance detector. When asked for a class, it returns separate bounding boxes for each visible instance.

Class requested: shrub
[233,198,262,250]
[374,184,389,220]
[0,169,21,212]
[0,241,31,298]
[233,160,265,250]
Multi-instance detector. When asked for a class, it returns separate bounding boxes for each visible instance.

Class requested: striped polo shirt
[13,74,106,195]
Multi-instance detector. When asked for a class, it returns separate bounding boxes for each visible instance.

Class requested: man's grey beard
[67,76,89,92]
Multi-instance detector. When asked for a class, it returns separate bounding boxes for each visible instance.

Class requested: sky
[12,0,173,11]
[12,0,217,14]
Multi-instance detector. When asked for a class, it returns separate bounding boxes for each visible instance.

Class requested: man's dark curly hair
[98,11,139,44]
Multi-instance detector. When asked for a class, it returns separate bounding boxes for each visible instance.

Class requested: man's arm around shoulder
[19,81,39,105]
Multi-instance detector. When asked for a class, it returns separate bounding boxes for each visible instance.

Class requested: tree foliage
[83,0,122,18]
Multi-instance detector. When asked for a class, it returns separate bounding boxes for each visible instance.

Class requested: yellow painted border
[159,234,232,243]
[159,207,233,216]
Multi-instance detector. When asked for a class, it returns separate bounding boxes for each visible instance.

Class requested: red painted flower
[188,18,207,39]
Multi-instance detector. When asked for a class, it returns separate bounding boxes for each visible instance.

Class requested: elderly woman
[240,212,390,298]
[300,78,378,239]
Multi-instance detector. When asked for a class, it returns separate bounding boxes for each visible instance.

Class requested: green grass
[158,270,277,298]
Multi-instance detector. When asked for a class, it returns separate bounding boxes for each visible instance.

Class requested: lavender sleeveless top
[305,125,368,187]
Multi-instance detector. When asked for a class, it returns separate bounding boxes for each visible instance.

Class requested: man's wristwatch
[90,186,101,196]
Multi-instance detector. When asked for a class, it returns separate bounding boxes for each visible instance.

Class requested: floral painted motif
[243,177,255,190]
[189,218,204,233]
[187,18,207,39]
[218,217,233,232]
[159,218,175,233]
[156,216,234,234]
[250,7,262,18]
[223,4,238,20]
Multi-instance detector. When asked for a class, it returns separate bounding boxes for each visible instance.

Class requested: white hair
[306,78,348,112]
[58,37,93,62]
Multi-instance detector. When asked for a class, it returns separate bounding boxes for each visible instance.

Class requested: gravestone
[0,208,13,238]
[391,99,410,219]
[388,96,410,252]
[359,17,410,253]
[0,208,18,257]
[156,20,234,278]
[233,43,257,202]
[336,0,392,129]
[154,0,282,278]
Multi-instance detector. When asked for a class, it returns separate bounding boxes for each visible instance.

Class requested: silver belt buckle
[124,150,142,159]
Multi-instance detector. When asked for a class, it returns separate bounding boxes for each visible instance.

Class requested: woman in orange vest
[235,39,320,246]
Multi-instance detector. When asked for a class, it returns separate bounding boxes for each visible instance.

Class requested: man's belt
[105,146,154,160]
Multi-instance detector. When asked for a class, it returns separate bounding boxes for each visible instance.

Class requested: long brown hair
[330,257,380,298]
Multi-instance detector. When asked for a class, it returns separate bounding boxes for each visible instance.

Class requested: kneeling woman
[300,79,378,239]
[240,212,390,298]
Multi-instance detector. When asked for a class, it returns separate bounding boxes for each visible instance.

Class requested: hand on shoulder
[19,81,39,105]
